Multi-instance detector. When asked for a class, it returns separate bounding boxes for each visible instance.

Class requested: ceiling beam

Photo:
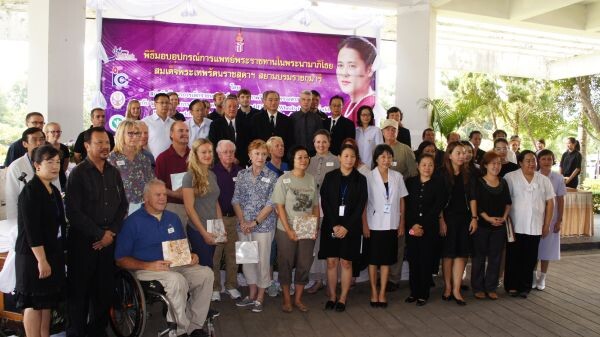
[547,52,600,79]
[586,2,600,32]
[509,0,581,21]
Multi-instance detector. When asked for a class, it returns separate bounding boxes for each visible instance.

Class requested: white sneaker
[211,291,221,302]
[537,273,546,290]
[251,301,263,313]
[226,288,242,299]
[532,271,538,289]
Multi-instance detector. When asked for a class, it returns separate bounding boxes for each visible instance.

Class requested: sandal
[294,301,309,312]
[281,303,293,313]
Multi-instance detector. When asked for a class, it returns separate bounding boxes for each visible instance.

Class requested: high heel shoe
[454,297,467,306]
[442,294,453,301]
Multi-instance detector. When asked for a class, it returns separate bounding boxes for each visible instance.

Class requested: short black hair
[329,95,344,105]
[386,106,402,119]
[311,90,321,98]
[492,129,507,139]
[372,144,394,169]
[154,92,169,102]
[32,144,60,165]
[469,130,481,139]
[84,126,108,143]
[21,127,44,143]
[189,99,202,111]
[493,137,508,147]
[422,128,434,139]
[288,145,310,170]
[90,107,104,118]
[517,150,536,164]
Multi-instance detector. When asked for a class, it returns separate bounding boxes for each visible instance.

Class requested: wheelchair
[110,269,217,337]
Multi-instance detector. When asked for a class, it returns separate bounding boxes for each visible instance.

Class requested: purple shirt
[213,161,242,215]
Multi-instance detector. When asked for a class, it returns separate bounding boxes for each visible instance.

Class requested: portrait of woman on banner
[336,36,378,124]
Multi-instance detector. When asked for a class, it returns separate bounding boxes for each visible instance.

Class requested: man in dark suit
[310,90,328,122]
[250,90,294,158]
[207,91,225,121]
[208,95,242,159]
[236,89,260,166]
[324,95,355,155]
[290,90,323,156]
[387,106,411,148]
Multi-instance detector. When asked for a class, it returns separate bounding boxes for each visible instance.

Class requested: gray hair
[300,90,312,97]
[216,139,236,153]
[143,178,166,198]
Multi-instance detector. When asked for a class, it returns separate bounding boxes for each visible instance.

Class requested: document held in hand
[292,215,318,239]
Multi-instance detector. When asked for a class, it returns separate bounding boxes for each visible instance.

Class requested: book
[292,215,318,239]
[162,239,192,267]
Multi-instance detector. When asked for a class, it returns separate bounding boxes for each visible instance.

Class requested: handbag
[506,217,515,243]
[235,241,259,264]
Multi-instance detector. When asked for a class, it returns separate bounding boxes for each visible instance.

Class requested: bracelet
[471,216,478,220]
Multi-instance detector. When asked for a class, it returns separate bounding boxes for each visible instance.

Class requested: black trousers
[407,235,434,300]
[471,225,506,292]
[66,234,115,337]
[504,233,540,293]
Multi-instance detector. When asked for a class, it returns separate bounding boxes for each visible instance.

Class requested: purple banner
[101,18,376,131]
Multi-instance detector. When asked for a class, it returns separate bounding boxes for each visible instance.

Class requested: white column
[28,0,85,142]
[395,6,435,148]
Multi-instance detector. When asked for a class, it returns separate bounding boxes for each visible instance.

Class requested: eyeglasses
[47,130,62,134]
[127,131,142,137]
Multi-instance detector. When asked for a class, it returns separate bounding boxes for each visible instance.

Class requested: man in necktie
[325,95,355,155]
[209,96,241,161]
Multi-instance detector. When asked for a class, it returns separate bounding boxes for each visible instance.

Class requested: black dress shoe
[404,296,416,303]
[454,298,467,306]
[442,294,453,301]
[379,301,388,308]
[370,301,379,308]
[335,302,346,312]
[416,299,427,306]
[519,292,528,299]
[325,300,336,310]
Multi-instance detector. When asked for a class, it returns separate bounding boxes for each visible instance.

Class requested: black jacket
[324,116,356,155]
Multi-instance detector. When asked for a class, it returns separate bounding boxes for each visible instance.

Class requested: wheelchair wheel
[110,269,147,337]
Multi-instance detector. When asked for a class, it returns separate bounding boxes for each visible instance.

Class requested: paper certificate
[170,172,186,190]
[292,215,318,239]
[162,239,192,267]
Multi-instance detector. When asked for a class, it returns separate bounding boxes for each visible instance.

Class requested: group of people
[3,85,582,337]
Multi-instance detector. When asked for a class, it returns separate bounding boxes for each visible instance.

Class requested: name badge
[392,161,398,167]
[116,160,125,166]
[326,162,334,167]
[261,177,271,183]
[383,203,391,214]
[339,205,345,216]
[283,178,291,184]
[167,226,175,234]
[232,177,237,182]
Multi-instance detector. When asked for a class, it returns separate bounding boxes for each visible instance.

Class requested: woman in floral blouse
[231,140,278,313]
[107,120,155,214]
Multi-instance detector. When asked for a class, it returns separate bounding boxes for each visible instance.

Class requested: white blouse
[356,126,383,169]
[504,170,555,235]
[366,168,408,230]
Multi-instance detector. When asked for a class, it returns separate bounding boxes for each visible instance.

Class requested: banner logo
[235,28,244,53]
[108,114,125,132]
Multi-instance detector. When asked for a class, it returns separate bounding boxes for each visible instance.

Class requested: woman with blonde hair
[42,122,70,190]
[107,120,154,213]
[125,99,142,120]
[183,138,223,267]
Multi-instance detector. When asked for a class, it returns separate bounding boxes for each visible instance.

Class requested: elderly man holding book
[115,179,214,337]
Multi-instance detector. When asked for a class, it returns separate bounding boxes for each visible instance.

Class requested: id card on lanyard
[339,182,348,217]
[383,183,391,214]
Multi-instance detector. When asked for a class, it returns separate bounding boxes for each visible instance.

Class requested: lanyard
[340,182,348,205]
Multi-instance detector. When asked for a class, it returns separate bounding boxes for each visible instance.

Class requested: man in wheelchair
[115,179,214,337]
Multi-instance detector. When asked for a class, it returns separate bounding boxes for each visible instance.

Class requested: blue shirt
[115,206,186,262]
[232,167,278,233]
[266,161,289,177]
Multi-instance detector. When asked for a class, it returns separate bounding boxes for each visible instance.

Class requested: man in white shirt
[3,128,62,245]
[142,93,175,158]
[187,99,212,147]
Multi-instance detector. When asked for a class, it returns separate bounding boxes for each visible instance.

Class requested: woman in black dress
[319,144,368,312]
[16,144,66,337]
[494,138,519,178]
[440,142,477,305]
[405,154,446,306]
[560,137,582,188]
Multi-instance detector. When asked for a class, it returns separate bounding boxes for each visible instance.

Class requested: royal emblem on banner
[235,28,244,53]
